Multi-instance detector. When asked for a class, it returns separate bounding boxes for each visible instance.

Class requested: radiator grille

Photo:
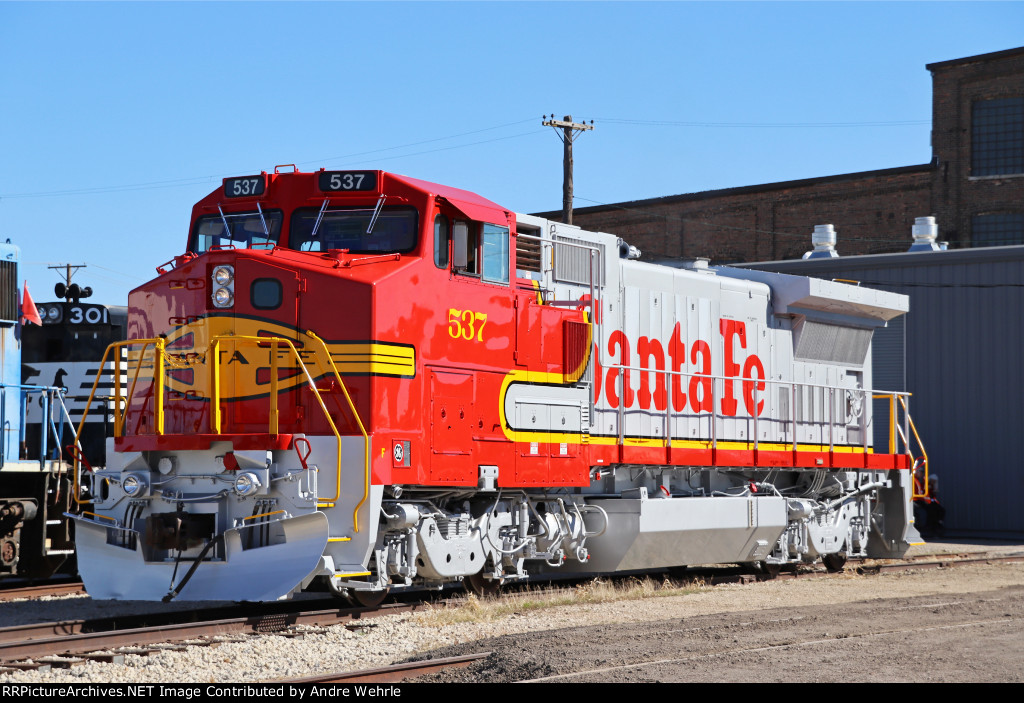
[563,319,590,377]
[0,261,17,323]
[554,237,603,286]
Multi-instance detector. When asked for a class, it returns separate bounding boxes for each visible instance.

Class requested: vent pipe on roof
[803,224,839,259]
[908,216,946,252]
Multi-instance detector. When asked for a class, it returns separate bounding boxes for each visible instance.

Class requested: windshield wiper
[366,195,386,236]
[310,198,330,240]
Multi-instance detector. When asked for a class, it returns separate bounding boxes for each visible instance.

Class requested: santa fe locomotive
[70,166,924,602]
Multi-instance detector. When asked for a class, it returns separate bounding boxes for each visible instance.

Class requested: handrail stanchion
[791,383,797,455]
[828,387,834,458]
[155,337,165,435]
[890,395,896,455]
[903,394,911,457]
[862,388,868,458]
[211,338,222,434]
[269,340,279,435]
[753,383,759,457]
[711,377,717,461]
[114,348,122,437]
[617,368,624,447]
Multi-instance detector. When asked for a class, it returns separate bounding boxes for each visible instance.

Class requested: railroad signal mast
[48,263,92,302]
[542,114,594,225]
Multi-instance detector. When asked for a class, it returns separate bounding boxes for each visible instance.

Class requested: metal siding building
[744,246,1024,538]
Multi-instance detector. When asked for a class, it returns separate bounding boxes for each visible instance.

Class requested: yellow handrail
[304,330,371,533]
[208,334,346,510]
[73,333,370,534]
[72,338,165,505]
[899,395,930,499]
[871,392,929,498]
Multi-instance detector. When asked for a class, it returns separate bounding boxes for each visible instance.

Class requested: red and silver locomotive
[71,167,922,601]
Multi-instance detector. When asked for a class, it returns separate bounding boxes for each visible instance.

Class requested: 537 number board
[224,175,266,198]
[319,171,378,192]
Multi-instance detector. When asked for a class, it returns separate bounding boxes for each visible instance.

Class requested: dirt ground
[411,540,1024,683]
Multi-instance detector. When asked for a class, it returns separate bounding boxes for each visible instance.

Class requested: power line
[595,117,930,128]
[0,119,542,200]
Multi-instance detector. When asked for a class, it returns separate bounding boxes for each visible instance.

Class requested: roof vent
[803,224,839,259]
[908,216,946,252]
[676,257,713,273]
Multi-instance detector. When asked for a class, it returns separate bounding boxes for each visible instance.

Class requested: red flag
[21,281,41,326]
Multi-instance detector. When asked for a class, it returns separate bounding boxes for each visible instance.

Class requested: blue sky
[1,1,1022,305]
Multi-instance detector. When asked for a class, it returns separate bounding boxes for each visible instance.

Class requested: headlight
[211,266,235,308]
[121,473,148,497]
[213,287,234,307]
[213,265,234,286]
[46,306,60,321]
[233,471,261,497]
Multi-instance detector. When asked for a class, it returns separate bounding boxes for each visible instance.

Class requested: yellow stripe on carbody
[330,343,415,376]
[133,315,416,399]
[498,308,592,443]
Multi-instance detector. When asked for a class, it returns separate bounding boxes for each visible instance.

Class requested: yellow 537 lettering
[447,308,487,342]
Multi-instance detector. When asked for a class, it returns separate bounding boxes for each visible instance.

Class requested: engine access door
[429,368,477,483]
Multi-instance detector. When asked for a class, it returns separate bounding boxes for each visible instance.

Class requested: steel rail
[2,552,1021,666]
[0,601,425,663]
[282,652,492,684]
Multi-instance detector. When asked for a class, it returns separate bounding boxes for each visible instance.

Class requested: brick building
[549,46,1024,263]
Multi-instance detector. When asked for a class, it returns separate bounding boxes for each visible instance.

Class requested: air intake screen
[0,261,17,323]
[793,319,871,366]
[554,237,603,286]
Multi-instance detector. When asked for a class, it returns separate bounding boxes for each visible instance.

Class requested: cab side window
[481,224,510,284]
[434,214,450,269]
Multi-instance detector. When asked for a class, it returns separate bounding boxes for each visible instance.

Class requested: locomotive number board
[224,175,267,198]
[319,170,378,192]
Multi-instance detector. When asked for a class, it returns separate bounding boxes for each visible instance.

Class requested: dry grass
[416,575,708,627]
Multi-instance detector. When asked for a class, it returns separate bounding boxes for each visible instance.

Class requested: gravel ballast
[1,540,1021,683]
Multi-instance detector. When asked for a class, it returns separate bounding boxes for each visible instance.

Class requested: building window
[972,97,1024,177]
[972,213,1024,247]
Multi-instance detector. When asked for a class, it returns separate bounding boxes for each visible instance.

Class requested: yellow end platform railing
[873,392,930,500]
[72,334,370,533]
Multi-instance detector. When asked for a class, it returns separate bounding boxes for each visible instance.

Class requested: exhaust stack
[803,224,839,259]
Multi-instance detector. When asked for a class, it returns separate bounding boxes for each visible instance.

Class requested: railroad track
[282,653,492,684]
[1,550,1021,676]
[0,599,427,669]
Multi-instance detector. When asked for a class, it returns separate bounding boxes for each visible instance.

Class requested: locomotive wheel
[822,549,848,573]
[744,561,781,579]
[465,571,502,598]
[666,565,690,580]
[350,588,390,608]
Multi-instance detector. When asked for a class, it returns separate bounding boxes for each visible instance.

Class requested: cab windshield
[289,206,418,254]
[190,210,283,252]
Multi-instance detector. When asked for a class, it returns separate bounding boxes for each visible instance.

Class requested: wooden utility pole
[542,115,594,224]
[48,263,86,288]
